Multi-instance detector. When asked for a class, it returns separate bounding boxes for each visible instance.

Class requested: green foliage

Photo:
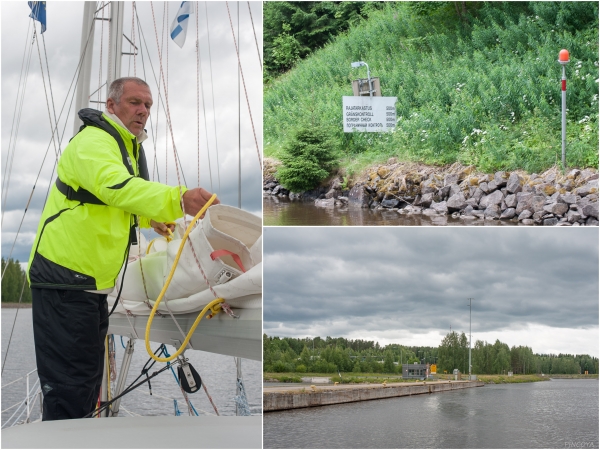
[276,126,338,192]
[1,258,32,303]
[271,23,301,73]
[265,1,599,173]
[264,2,385,80]
[264,334,599,376]
[295,364,307,373]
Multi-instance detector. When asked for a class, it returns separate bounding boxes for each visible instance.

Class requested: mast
[107,2,124,88]
[73,2,96,135]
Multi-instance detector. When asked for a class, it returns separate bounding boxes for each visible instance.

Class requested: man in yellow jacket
[27,77,218,420]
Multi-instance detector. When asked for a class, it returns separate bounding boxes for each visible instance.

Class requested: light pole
[351,61,373,97]
[558,49,570,169]
[468,298,473,379]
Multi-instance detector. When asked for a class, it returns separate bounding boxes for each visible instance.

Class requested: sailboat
[1,2,262,447]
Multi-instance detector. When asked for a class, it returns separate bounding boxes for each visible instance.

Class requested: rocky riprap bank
[263,159,599,226]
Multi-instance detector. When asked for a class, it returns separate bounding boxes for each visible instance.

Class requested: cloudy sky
[1,1,262,264]
[264,227,599,357]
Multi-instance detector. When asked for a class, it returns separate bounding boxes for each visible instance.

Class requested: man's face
[107,82,153,136]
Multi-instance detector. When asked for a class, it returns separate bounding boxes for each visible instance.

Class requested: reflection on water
[263,380,599,448]
[263,197,521,226]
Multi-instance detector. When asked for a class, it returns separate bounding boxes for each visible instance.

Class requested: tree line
[1,258,32,303]
[264,333,599,375]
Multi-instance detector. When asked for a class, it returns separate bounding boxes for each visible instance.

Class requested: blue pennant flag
[170,2,194,48]
[28,1,47,34]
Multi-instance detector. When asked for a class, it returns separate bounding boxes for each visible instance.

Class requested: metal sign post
[558,49,570,169]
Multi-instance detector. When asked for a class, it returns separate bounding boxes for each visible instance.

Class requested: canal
[263,379,599,448]
[263,197,522,226]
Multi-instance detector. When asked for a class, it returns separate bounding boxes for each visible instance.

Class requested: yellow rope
[145,194,220,363]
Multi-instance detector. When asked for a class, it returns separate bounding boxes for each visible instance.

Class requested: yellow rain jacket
[28,109,187,291]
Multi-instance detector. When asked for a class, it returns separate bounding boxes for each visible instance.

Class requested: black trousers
[32,288,108,421]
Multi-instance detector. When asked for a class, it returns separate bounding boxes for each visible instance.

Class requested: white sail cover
[108,205,262,315]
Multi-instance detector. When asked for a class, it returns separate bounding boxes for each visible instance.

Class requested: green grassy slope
[264,2,599,176]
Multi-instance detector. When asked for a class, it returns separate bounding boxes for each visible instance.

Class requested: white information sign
[343,96,397,133]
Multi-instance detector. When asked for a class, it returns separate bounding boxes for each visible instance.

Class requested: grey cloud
[264,227,599,339]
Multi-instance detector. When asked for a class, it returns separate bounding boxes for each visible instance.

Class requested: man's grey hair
[107,77,150,104]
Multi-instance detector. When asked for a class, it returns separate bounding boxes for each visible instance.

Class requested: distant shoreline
[1,303,32,308]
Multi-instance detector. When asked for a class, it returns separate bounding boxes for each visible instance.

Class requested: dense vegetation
[264,333,599,375]
[264,2,385,81]
[275,126,338,192]
[1,258,31,303]
[264,1,599,184]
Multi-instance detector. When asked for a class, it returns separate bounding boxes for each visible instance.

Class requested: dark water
[1,308,261,426]
[264,197,522,226]
[263,380,599,448]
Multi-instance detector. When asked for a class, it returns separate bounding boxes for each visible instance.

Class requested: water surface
[1,308,261,426]
[263,379,599,448]
[264,197,522,226]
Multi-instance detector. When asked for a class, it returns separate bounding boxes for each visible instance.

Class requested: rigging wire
[247,2,262,71]
[86,343,170,419]
[225,1,262,171]
[238,1,241,209]
[149,1,188,222]
[41,33,63,152]
[195,3,213,192]
[1,8,96,280]
[203,1,222,196]
[1,21,35,225]
[1,17,33,206]
[33,28,61,161]
[165,3,169,185]
[134,4,188,187]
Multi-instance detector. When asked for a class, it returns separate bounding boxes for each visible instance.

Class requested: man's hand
[182,188,220,217]
[150,220,175,237]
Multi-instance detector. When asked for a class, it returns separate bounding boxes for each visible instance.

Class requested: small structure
[402,363,433,379]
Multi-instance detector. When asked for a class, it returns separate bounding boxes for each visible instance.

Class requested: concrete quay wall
[264,381,484,412]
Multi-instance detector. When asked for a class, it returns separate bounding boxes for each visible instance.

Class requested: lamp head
[351,61,365,68]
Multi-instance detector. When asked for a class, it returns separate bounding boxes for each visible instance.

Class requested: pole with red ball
[558,49,570,168]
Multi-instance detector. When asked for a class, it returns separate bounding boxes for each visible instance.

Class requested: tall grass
[264,2,599,175]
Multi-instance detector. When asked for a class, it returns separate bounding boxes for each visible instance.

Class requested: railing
[1,369,41,428]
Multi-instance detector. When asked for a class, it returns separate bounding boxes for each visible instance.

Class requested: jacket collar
[103,109,148,144]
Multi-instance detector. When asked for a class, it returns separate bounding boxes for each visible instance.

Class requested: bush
[273,361,293,373]
[276,126,338,192]
[295,364,307,373]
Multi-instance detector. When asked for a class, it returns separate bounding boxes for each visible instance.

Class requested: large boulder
[500,208,516,219]
[348,185,371,208]
[444,174,459,186]
[494,171,510,187]
[431,201,448,214]
[582,202,599,219]
[447,192,468,212]
[504,194,517,208]
[479,190,504,209]
[558,193,577,204]
[506,172,523,194]
[325,189,338,199]
[381,198,401,209]
[576,180,599,197]
[543,202,569,216]
[484,204,500,219]
[315,198,335,208]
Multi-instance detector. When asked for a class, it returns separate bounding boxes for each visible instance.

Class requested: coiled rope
[144,194,225,363]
